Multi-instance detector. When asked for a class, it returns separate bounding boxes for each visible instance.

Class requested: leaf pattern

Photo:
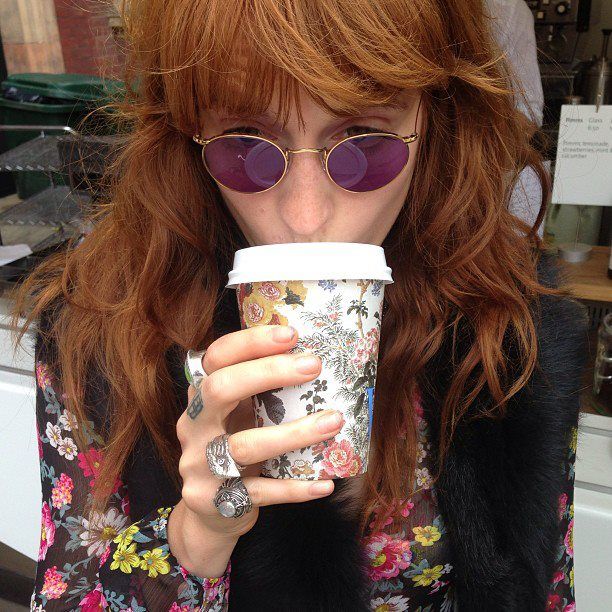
[255,388,285,425]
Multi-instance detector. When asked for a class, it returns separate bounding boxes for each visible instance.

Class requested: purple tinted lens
[327,135,409,192]
[204,136,286,193]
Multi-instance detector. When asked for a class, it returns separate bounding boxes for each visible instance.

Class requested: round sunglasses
[192,97,422,194]
[192,131,419,194]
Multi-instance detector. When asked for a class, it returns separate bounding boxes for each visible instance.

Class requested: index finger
[202,324,299,375]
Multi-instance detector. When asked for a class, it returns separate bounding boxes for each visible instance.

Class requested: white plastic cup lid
[225,242,393,289]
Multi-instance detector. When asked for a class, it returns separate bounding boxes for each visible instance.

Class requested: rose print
[38,502,56,561]
[78,582,108,611]
[564,519,574,558]
[363,532,412,581]
[320,439,361,478]
[546,593,561,610]
[257,281,282,301]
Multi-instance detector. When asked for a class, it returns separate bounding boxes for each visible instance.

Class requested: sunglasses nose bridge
[285,147,328,173]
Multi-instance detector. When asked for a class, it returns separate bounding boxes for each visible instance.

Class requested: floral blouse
[31,356,576,611]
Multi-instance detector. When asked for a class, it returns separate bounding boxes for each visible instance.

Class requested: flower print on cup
[238,280,309,328]
[228,242,393,480]
[242,278,385,480]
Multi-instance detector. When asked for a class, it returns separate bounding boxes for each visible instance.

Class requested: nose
[277,148,333,236]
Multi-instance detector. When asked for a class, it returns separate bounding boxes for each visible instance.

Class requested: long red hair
[11,0,568,535]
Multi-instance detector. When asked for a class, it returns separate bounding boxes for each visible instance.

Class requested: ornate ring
[213,477,253,518]
[185,349,208,388]
[205,433,248,479]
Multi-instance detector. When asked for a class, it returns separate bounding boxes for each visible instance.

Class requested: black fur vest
[124,251,588,611]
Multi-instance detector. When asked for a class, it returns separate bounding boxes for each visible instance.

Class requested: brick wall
[52,0,125,78]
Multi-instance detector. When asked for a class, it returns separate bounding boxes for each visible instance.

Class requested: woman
[11,0,586,610]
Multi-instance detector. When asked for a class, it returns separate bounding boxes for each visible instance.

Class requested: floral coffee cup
[226,243,393,480]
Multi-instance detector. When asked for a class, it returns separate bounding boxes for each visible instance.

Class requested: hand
[175,324,344,543]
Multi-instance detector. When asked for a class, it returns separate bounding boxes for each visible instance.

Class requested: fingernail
[316,410,343,433]
[273,326,295,342]
[310,481,334,495]
[295,354,321,374]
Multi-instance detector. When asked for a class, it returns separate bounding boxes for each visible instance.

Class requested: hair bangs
[159,0,448,133]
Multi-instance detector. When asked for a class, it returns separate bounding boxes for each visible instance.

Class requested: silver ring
[214,477,253,518]
[206,433,248,478]
[185,349,208,387]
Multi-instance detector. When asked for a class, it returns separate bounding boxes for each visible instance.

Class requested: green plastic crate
[0,73,124,198]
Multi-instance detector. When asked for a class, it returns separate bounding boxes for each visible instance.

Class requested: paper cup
[225,243,393,479]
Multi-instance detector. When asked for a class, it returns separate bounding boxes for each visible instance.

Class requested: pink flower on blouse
[564,519,574,558]
[169,603,193,612]
[552,570,565,584]
[51,473,74,509]
[363,532,412,581]
[38,502,56,561]
[564,604,576,612]
[368,498,415,531]
[546,593,562,610]
[121,493,130,517]
[41,566,68,600]
[77,448,122,493]
[36,361,53,390]
[78,448,103,478]
[320,439,361,478]
[558,492,568,520]
[99,543,111,568]
[78,582,107,611]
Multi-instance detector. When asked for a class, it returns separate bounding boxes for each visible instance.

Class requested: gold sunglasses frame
[191,130,419,194]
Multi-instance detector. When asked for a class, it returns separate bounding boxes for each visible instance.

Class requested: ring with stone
[213,477,253,518]
[185,349,208,388]
[205,433,248,479]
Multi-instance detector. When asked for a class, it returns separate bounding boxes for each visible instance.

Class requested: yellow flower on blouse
[157,507,172,520]
[112,524,140,551]
[139,547,171,578]
[412,565,444,587]
[570,426,578,453]
[412,525,442,547]
[570,566,574,589]
[110,542,140,574]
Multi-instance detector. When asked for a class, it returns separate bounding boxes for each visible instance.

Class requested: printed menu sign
[552,104,612,206]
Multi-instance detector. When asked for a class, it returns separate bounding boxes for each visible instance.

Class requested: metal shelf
[0,185,89,227]
[0,134,63,172]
